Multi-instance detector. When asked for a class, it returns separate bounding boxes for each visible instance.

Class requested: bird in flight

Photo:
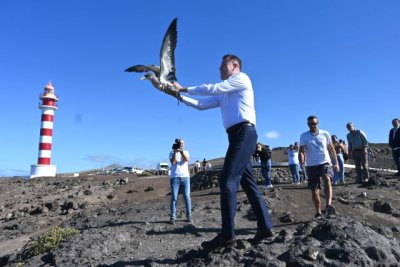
[125,18,179,96]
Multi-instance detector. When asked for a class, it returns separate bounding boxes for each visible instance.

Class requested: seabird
[125,18,178,92]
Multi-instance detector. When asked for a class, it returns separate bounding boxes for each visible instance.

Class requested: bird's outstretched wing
[159,18,177,84]
[125,64,160,76]
[125,17,178,99]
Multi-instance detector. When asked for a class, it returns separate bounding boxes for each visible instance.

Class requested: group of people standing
[193,159,212,173]
[159,53,399,251]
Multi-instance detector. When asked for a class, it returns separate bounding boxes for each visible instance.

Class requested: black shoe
[315,212,323,218]
[186,215,192,223]
[201,234,236,250]
[325,205,336,215]
[250,229,274,245]
[170,218,176,225]
[395,172,400,176]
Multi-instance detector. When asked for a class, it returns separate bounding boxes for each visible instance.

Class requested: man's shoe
[186,215,192,223]
[170,218,176,225]
[201,234,236,250]
[325,205,336,215]
[250,229,274,245]
[362,178,369,183]
[315,212,323,218]
[394,172,400,176]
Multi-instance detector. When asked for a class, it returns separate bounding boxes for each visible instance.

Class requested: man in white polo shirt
[299,115,339,218]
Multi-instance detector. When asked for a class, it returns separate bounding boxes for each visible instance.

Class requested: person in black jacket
[389,118,400,176]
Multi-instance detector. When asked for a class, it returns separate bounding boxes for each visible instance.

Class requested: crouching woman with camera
[169,138,192,224]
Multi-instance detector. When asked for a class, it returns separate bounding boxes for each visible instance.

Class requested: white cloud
[265,130,280,139]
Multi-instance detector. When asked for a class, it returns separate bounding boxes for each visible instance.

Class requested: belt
[353,148,366,151]
[226,121,254,134]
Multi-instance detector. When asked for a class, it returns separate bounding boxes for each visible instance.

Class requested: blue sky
[1,1,399,176]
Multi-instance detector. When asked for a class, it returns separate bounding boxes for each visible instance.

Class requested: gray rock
[373,200,393,214]
[279,212,295,223]
[303,247,319,260]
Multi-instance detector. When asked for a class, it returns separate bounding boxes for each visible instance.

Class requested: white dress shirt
[180,72,256,130]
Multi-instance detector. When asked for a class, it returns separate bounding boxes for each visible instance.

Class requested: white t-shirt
[300,129,332,167]
[287,149,299,165]
[169,150,190,178]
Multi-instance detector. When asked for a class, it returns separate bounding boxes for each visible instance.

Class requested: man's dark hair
[307,115,318,122]
[392,118,399,124]
[223,54,242,69]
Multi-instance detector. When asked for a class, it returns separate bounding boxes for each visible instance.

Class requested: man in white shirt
[171,54,273,249]
[169,139,192,224]
[299,115,339,218]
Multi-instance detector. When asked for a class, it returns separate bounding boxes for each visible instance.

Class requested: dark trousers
[220,124,273,238]
[392,149,400,172]
[352,149,369,180]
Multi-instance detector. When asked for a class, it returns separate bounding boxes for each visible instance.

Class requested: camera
[172,139,181,150]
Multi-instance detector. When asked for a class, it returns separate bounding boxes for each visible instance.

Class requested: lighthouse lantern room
[30,82,59,178]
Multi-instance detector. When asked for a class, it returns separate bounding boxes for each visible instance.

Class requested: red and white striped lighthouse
[30,82,59,178]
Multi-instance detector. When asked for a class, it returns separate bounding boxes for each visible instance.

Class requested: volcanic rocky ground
[1,144,400,266]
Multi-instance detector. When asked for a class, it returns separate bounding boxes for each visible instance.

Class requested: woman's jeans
[300,165,308,182]
[289,164,300,183]
[170,177,191,219]
[333,153,345,183]
[261,159,272,186]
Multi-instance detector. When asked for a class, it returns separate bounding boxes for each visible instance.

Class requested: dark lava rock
[144,186,154,192]
[83,189,93,196]
[373,200,393,214]
[177,216,400,267]
[279,212,295,223]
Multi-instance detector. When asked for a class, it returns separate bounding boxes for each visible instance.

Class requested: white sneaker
[265,184,273,189]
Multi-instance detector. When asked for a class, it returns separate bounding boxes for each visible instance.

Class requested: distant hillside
[190,143,395,171]
[75,143,394,176]
[104,164,123,170]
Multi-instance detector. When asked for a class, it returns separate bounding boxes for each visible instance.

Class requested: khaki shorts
[306,163,333,190]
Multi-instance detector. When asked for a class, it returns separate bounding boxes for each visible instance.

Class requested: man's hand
[160,83,181,99]
[172,81,188,93]
[334,164,339,173]
[172,81,183,90]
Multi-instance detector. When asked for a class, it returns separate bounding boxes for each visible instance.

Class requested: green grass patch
[29,227,79,256]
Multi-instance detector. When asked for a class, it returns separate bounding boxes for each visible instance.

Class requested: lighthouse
[30,82,59,178]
